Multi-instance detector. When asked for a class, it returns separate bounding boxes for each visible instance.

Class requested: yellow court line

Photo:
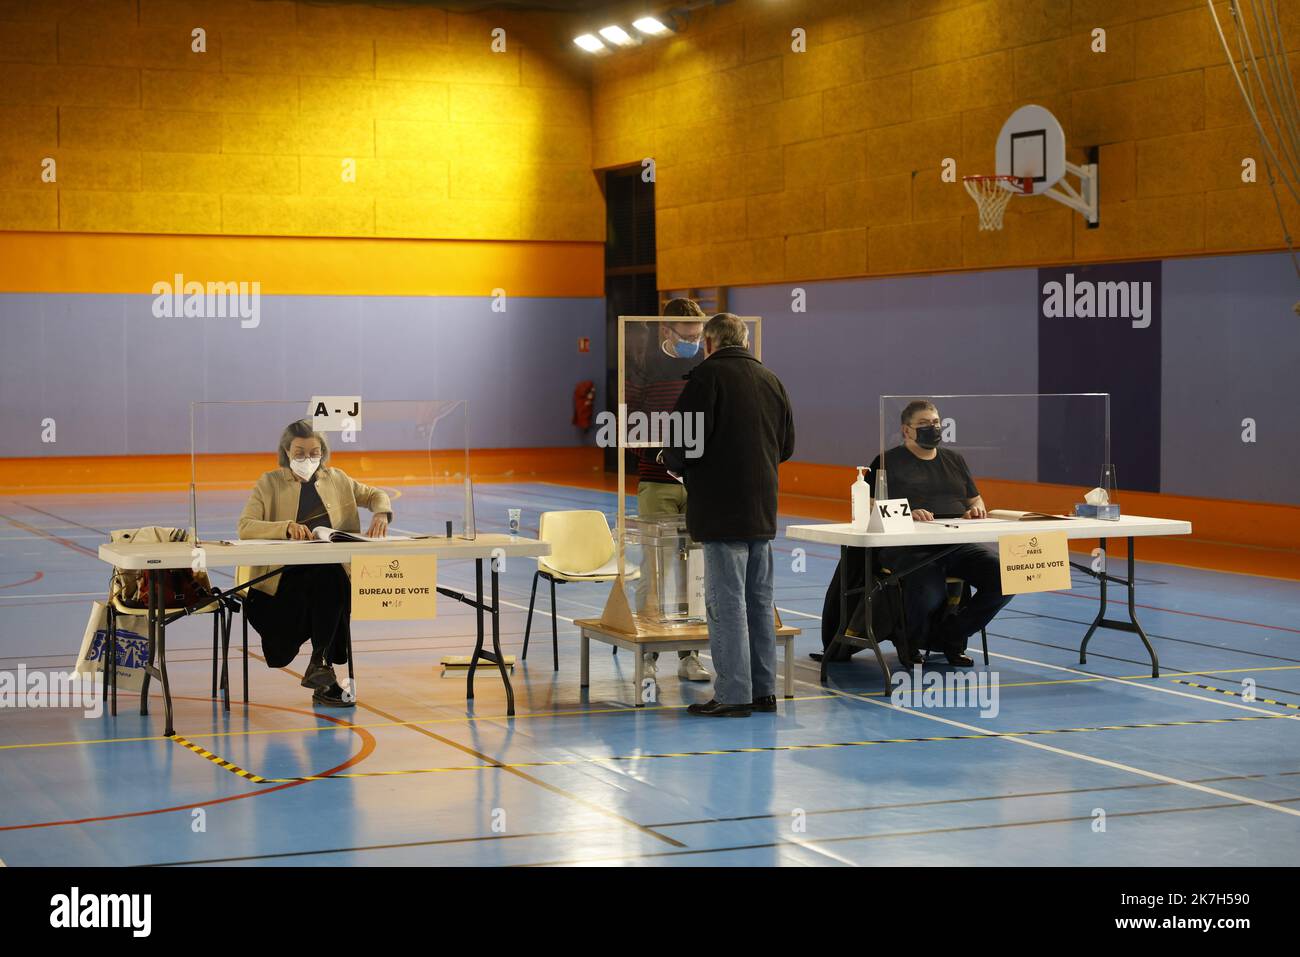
[225,713,1290,783]
[6,663,1297,755]
[1169,679,1300,711]
[982,664,1300,691]
[0,694,840,751]
[9,659,1300,753]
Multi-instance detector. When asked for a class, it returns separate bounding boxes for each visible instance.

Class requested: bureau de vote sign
[997,531,1071,595]
[352,555,437,620]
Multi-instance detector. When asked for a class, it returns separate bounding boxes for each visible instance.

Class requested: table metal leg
[823,546,892,696]
[1079,537,1106,665]
[107,604,118,716]
[157,586,174,738]
[211,614,218,698]
[634,645,645,707]
[783,636,793,699]
[860,547,894,697]
[140,581,154,717]
[1127,539,1159,677]
[490,565,515,716]
[466,558,484,700]
[1077,536,1159,678]
[580,630,589,688]
[219,606,231,712]
[821,545,850,684]
[242,610,249,703]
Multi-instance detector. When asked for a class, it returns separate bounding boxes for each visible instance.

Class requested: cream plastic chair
[523,510,636,670]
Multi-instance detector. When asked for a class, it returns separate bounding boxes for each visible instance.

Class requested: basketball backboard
[974,102,1098,228]
[995,104,1066,196]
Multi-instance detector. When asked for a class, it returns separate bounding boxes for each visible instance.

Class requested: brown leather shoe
[751,695,777,713]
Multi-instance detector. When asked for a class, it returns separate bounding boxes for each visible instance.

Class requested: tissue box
[1074,503,1121,521]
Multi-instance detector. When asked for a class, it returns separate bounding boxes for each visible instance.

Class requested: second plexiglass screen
[875,393,1111,497]
[189,399,471,541]
[621,316,760,452]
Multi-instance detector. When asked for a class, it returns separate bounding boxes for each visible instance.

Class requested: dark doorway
[602,166,657,472]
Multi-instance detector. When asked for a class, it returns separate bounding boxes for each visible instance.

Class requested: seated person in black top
[867,399,1012,667]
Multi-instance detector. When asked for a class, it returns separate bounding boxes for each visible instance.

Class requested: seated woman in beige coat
[238,419,392,708]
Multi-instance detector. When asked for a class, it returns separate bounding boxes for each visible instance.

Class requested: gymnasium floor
[1,481,1298,867]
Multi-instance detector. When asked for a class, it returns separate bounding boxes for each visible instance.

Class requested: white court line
[498,588,1299,720]
[818,682,1300,819]
[768,602,1300,720]
[0,591,103,600]
[973,647,1300,720]
[496,592,1300,818]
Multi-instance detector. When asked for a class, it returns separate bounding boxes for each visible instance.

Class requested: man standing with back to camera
[656,313,795,717]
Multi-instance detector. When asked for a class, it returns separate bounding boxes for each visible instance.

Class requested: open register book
[312,527,431,542]
[985,509,1076,521]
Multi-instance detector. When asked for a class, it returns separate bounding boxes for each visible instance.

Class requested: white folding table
[785,515,1193,693]
[97,534,549,735]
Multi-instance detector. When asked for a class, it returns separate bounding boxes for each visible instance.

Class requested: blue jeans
[702,540,777,705]
[877,543,1012,651]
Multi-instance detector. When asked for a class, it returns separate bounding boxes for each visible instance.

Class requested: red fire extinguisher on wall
[572,380,596,430]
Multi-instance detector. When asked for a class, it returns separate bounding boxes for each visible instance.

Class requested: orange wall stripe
[6,452,1299,579]
[777,461,1300,552]
[0,232,604,298]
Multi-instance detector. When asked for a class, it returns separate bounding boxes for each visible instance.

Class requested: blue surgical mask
[673,339,700,358]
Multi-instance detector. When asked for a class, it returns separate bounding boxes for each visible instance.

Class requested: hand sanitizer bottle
[851,466,871,529]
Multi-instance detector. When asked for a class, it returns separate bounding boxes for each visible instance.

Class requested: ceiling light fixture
[598,25,636,46]
[632,16,672,36]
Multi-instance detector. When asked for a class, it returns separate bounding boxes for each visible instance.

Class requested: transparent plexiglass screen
[621,316,759,453]
[189,399,470,541]
[875,394,1111,501]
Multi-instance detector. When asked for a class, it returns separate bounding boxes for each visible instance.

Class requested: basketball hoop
[963,175,1032,231]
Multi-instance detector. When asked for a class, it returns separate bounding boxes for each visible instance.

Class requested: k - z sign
[866,498,913,533]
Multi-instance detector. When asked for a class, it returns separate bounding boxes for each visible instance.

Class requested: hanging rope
[1207,0,1300,280]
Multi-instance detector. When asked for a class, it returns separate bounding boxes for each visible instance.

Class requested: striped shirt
[626,344,703,484]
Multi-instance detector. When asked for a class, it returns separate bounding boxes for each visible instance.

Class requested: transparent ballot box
[626,514,705,626]
[189,399,472,542]
[873,393,1115,516]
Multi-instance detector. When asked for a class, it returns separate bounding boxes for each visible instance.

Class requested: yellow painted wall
[0,0,603,242]
[592,0,1300,287]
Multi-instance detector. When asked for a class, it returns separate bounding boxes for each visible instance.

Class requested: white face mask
[290,457,320,482]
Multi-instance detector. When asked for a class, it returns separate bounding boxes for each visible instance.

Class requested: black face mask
[913,425,942,450]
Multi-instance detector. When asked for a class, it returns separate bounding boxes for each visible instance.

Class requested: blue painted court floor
[1,482,1298,866]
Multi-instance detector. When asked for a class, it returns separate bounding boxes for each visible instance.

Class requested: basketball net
[963,175,1029,231]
